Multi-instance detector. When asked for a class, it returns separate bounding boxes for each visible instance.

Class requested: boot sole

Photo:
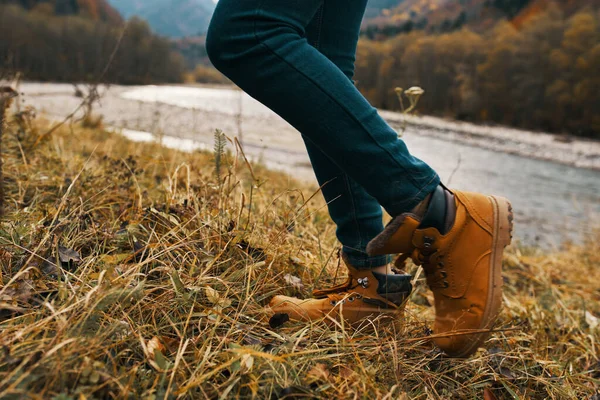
[451,195,513,358]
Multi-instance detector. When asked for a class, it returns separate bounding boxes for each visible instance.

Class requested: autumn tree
[354,2,600,138]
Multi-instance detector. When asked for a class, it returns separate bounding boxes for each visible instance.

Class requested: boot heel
[493,196,513,248]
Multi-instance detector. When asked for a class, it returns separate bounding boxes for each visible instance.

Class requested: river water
[22,84,600,247]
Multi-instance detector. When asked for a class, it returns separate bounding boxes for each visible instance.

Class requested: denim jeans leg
[303,135,391,268]
[206,0,440,218]
[301,0,390,269]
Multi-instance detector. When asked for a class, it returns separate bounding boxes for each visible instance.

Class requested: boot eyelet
[330,300,337,306]
[437,262,444,269]
[348,297,355,302]
[357,277,369,288]
[423,237,435,248]
[355,294,363,299]
[442,281,449,288]
[440,271,448,279]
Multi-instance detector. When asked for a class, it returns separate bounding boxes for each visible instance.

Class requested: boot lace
[312,278,353,298]
[395,236,449,289]
[325,292,363,306]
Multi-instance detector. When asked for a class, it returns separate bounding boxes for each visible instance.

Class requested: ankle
[411,193,433,217]
[371,264,394,275]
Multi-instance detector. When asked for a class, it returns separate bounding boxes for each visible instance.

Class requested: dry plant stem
[0,87,18,218]
[447,152,463,186]
[0,99,5,218]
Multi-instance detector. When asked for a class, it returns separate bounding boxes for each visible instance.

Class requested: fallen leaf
[338,365,355,379]
[240,354,254,374]
[498,366,516,381]
[40,259,59,278]
[145,336,168,370]
[205,286,220,305]
[284,274,304,290]
[269,313,289,329]
[170,270,187,294]
[242,334,262,347]
[89,370,100,384]
[484,388,498,400]
[204,286,232,309]
[132,241,147,262]
[306,363,330,383]
[585,311,599,330]
[58,245,81,267]
[160,336,180,355]
[154,348,168,370]
[147,336,166,356]
[99,254,131,266]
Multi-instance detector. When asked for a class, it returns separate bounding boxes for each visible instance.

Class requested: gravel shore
[18,82,600,172]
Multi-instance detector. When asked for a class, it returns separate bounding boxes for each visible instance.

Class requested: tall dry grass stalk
[0,86,18,218]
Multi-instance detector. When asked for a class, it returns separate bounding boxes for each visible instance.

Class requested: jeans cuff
[389,173,441,216]
[342,247,392,270]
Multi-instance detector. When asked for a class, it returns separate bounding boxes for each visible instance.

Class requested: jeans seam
[313,3,324,50]
[343,174,364,256]
[252,2,426,192]
[395,173,439,212]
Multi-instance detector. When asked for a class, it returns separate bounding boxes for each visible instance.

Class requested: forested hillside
[355,4,600,138]
[363,0,600,38]
[0,2,184,84]
[0,0,122,23]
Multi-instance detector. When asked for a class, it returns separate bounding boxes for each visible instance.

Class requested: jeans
[206,0,440,269]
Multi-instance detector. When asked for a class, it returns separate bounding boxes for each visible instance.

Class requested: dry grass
[0,115,598,399]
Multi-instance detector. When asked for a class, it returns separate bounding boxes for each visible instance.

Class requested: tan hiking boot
[367,185,513,357]
[269,255,412,325]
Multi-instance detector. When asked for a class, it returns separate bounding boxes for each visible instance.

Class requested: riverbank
[15,82,600,248]
[383,110,600,171]
[19,82,600,171]
[0,116,598,398]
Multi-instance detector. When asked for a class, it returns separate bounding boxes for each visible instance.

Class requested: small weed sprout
[395,86,425,136]
[214,128,228,183]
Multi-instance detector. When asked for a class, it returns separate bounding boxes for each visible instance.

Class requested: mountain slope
[363,0,600,36]
[110,0,216,37]
[0,0,123,24]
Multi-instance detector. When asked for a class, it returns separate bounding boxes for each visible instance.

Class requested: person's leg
[302,136,391,269]
[301,0,389,270]
[206,0,513,358]
[206,0,440,218]
[206,0,419,324]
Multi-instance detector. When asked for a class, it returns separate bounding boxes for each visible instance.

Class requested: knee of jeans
[206,20,255,83]
[206,22,228,73]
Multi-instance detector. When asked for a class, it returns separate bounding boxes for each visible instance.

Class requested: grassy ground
[0,114,598,399]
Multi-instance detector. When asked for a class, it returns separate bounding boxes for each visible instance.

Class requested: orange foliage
[78,0,99,19]
[512,0,551,29]
[513,0,600,29]
[356,6,600,138]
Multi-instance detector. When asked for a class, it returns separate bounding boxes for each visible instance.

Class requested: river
[20,83,600,248]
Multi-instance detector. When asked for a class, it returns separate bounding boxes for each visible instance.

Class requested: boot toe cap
[269,295,323,322]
